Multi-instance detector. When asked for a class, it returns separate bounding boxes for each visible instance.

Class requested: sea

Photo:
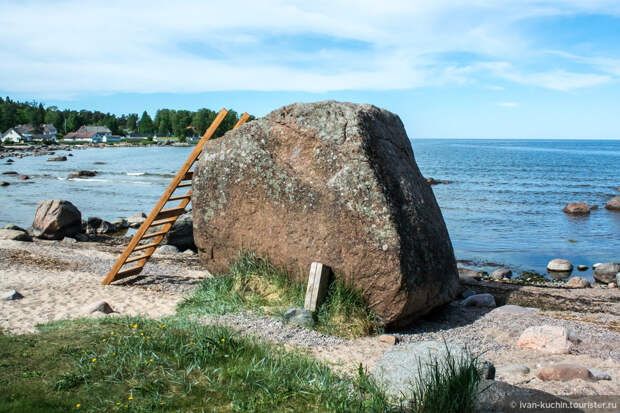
[1,139,618,281]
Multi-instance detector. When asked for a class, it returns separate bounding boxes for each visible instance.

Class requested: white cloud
[0,0,618,96]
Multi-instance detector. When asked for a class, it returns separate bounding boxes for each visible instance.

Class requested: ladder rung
[133,241,161,251]
[156,207,186,219]
[141,230,167,240]
[125,253,152,264]
[150,217,178,227]
[114,266,143,280]
[177,182,192,188]
[183,171,193,180]
[167,194,191,202]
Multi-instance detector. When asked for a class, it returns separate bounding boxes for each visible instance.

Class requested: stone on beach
[154,245,179,255]
[0,228,32,242]
[490,268,512,280]
[85,217,116,234]
[592,262,620,284]
[496,364,530,378]
[566,277,590,288]
[3,289,24,300]
[537,363,593,382]
[461,293,496,307]
[163,212,195,251]
[517,325,579,354]
[562,202,592,215]
[192,101,459,327]
[283,307,315,327]
[605,195,620,211]
[127,212,147,228]
[377,334,398,345]
[32,200,82,240]
[82,301,115,314]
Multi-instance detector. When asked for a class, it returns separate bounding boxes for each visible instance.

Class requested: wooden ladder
[102,109,250,285]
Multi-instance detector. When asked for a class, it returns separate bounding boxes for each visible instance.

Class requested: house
[64,126,112,142]
[2,124,58,143]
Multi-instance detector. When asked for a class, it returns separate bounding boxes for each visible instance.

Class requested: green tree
[66,113,82,132]
[172,110,192,138]
[192,108,216,137]
[126,114,138,133]
[138,111,153,134]
[155,109,172,136]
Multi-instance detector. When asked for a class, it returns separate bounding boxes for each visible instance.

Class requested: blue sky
[1,0,619,138]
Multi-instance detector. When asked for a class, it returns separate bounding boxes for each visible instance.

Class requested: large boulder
[562,202,591,215]
[32,200,82,240]
[593,262,620,284]
[192,101,459,327]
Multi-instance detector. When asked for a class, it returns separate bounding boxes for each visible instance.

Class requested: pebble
[461,293,496,307]
[3,289,24,300]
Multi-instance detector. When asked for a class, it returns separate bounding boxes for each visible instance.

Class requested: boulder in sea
[425,177,452,185]
[192,101,460,327]
[127,212,147,228]
[593,262,620,284]
[47,156,67,162]
[18,174,29,180]
[2,171,17,175]
[547,259,573,273]
[562,202,591,215]
[566,277,590,288]
[85,217,115,234]
[517,325,579,354]
[605,195,620,211]
[490,268,512,280]
[67,170,97,179]
[577,264,588,271]
[1,181,9,186]
[0,228,33,242]
[32,200,82,240]
[163,212,194,251]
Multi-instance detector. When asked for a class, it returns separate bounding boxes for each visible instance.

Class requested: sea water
[0,140,618,280]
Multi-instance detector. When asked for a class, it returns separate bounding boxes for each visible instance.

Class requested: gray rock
[61,237,77,244]
[547,258,573,272]
[461,293,496,307]
[47,156,67,161]
[490,268,512,280]
[461,289,476,299]
[476,380,580,413]
[74,233,89,242]
[593,262,620,284]
[67,170,97,179]
[488,305,539,317]
[4,224,26,232]
[617,273,620,286]
[3,290,24,300]
[496,364,530,377]
[82,301,115,314]
[458,266,484,279]
[127,212,147,228]
[577,264,588,271]
[154,245,179,255]
[283,307,315,327]
[589,368,612,381]
[372,340,479,397]
[111,218,129,229]
[1,181,9,186]
[0,228,33,242]
[192,101,460,327]
[85,217,115,234]
[163,212,194,250]
[182,249,197,255]
[32,200,82,240]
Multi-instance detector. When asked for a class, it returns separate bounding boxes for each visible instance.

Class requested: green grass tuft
[178,251,380,338]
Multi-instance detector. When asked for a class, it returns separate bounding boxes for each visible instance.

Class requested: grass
[0,316,402,412]
[178,251,380,338]
[408,344,483,413]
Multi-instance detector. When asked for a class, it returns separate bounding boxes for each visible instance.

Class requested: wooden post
[304,262,331,313]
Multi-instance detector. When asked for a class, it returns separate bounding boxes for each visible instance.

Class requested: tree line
[0,96,251,139]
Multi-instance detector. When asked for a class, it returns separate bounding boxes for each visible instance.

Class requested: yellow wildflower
[102,338,107,342]
[221,338,225,342]
[91,358,96,363]
[76,403,81,408]
[116,402,120,405]
[149,359,153,362]
[128,396,133,400]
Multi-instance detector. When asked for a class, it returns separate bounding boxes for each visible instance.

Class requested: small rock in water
[1,181,9,186]
[461,293,496,307]
[18,174,29,180]
[2,171,17,175]
[283,307,315,327]
[378,334,398,345]
[593,262,620,284]
[566,277,590,288]
[577,265,588,271]
[547,259,573,272]
[605,195,620,211]
[3,290,24,300]
[490,268,512,280]
[589,369,612,381]
[562,202,591,215]
[517,325,579,354]
[67,170,97,179]
[83,301,115,314]
[111,218,129,229]
[537,363,593,382]
[47,156,67,162]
